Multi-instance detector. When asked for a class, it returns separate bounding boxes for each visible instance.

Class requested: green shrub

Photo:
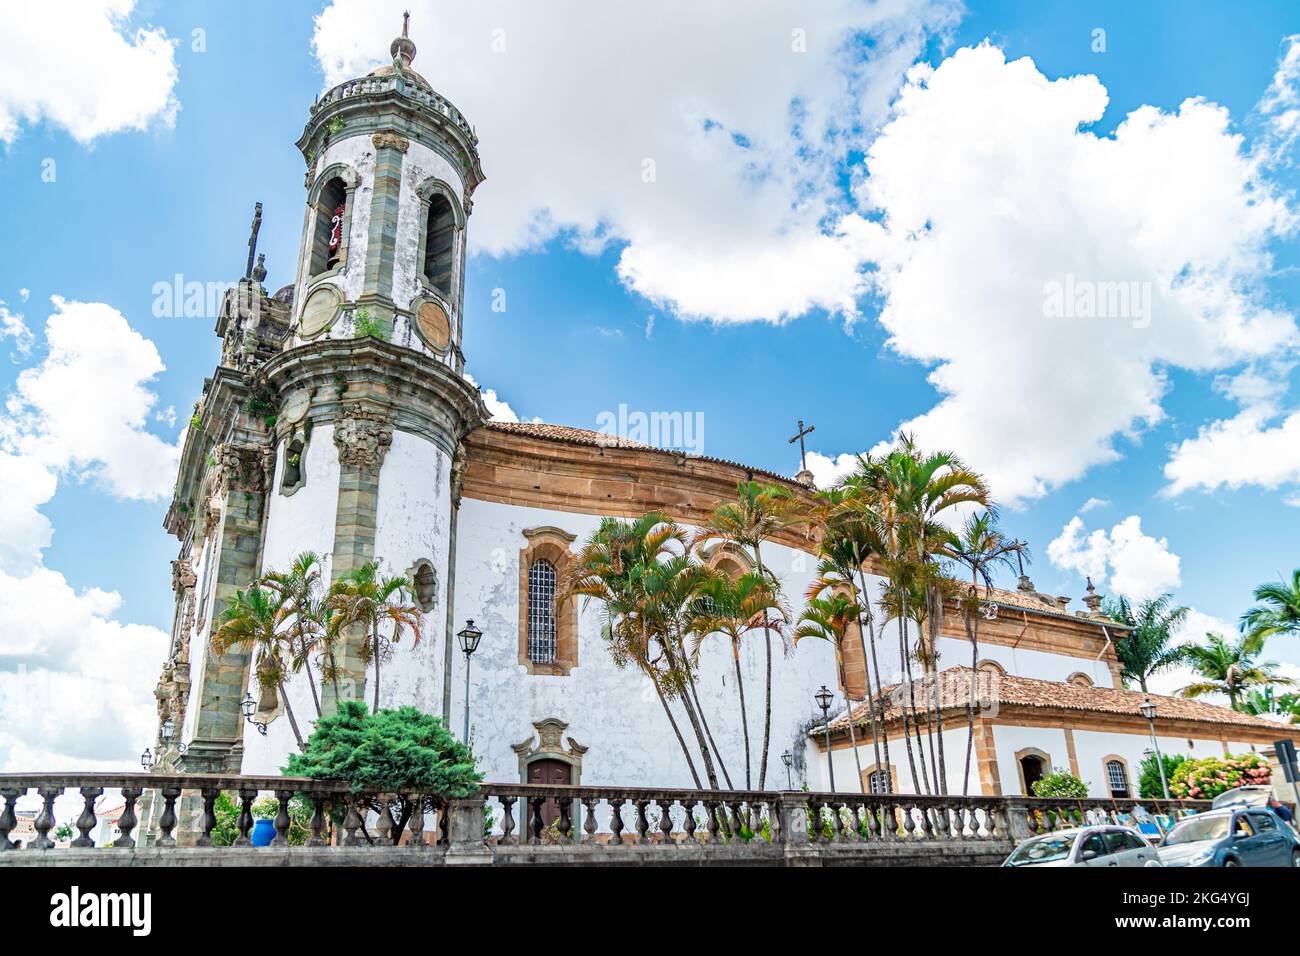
[1138,753,1185,799]
[1031,768,1089,798]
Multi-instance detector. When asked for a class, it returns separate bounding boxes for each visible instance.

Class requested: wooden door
[527,758,573,834]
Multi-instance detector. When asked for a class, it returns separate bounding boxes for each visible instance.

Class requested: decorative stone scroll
[332,401,393,472]
[511,717,588,784]
[372,131,410,153]
[214,442,272,494]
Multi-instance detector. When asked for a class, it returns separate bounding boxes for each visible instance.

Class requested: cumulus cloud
[0,298,175,771]
[1047,514,1181,604]
[805,450,861,488]
[313,0,957,323]
[1164,402,1300,498]
[0,301,33,360]
[1257,34,1300,160]
[0,0,179,144]
[462,370,535,424]
[3,297,180,500]
[855,44,1297,505]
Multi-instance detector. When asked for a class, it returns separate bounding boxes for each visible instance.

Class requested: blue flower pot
[251,818,277,847]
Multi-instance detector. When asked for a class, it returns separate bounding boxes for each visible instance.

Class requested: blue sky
[1,1,1299,767]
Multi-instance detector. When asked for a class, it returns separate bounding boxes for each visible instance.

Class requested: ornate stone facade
[331,401,394,472]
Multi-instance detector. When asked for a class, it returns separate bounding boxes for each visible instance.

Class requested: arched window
[527,559,558,664]
[1067,672,1094,687]
[977,658,1006,677]
[423,194,455,296]
[280,438,305,493]
[868,769,892,794]
[1105,758,1130,798]
[310,177,349,276]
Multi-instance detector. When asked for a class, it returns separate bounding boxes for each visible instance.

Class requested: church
[152,20,1292,805]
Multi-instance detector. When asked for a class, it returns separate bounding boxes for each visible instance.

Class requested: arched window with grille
[1105,758,1130,798]
[527,559,558,664]
[867,769,892,794]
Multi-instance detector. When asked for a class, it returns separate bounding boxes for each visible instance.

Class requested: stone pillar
[361,132,408,309]
[1003,797,1035,842]
[444,795,490,865]
[323,401,393,710]
[778,792,822,867]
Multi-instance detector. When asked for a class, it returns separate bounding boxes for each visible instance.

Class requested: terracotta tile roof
[946,583,1128,630]
[824,667,1294,735]
[481,420,800,486]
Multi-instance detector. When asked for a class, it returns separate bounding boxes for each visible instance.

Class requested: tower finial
[391,11,416,67]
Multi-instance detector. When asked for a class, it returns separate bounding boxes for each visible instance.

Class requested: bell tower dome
[290,16,484,372]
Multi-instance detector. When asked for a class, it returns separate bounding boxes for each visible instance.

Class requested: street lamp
[457,619,483,744]
[1140,697,1169,800]
[781,750,794,790]
[140,748,153,771]
[240,692,268,736]
[815,684,836,792]
[160,717,175,741]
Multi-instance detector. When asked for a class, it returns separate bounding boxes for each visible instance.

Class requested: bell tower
[290,15,484,371]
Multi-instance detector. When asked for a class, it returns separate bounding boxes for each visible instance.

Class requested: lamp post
[140,748,153,771]
[240,692,268,736]
[457,619,483,744]
[815,684,836,792]
[1140,697,1169,800]
[781,750,794,789]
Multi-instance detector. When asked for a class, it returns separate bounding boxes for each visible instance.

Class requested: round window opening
[416,300,451,351]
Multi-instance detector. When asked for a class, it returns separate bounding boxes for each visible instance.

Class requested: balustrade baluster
[439,800,450,845]
[581,797,598,844]
[407,793,425,848]
[0,788,21,850]
[528,796,545,845]
[194,786,220,847]
[558,795,572,841]
[308,796,327,847]
[372,794,393,846]
[29,785,59,849]
[156,785,182,848]
[234,787,256,846]
[658,800,675,844]
[70,786,102,848]
[113,786,141,848]
[682,801,698,844]
[271,788,294,847]
[341,794,363,846]
[635,799,650,844]
[608,798,626,845]
[498,794,516,845]
[865,801,880,841]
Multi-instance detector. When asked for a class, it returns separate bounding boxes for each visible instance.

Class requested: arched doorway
[526,758,573,830]
[1018,752,1047,795]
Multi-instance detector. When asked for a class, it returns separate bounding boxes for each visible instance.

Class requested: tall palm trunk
[895,613,923,793]
[687,665,733,789]
[851,571,883,787]
[839,646,865,794]
[660,636,719,789]
[651,672,703,788]
[277,680,306,750]
[371,621,381,714]
[962,609,979,795]
[301,635,322,718]
[926,584,949,794]
[754,541,773,790]
[858,569,891,791]
[733,650,752,788]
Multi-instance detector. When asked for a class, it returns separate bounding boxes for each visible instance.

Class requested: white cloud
[1257,35,1300,160]
[0,0,179,144]
[855,44,1296,505]
[805,449,861,488]
[1047,514,1181,603]
[0,301,33,360]
[0,298,176,771]
[313,0,958,323]
[1079,496,1109,514]
[2,297,180,500]
[463,370,535,424]
[1164,402,1300,497]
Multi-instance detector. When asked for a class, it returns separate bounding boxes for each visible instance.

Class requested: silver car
[1003,825,1164,867]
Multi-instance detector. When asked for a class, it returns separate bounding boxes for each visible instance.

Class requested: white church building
[152,20,1295,805]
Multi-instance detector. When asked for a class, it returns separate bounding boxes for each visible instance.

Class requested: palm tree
[560,512,708,787]
[1177,632,1297,710]
[1242,570,1300,647]
[691,570,788,788]
[697,481,798,788]
[1104,594,1190,692]
[796,593,868,793]
[212,585,307,750]
[263,551,326,717]
[944,513,1027,794]
[325,561,422,713]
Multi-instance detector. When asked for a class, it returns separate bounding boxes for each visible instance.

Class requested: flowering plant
[1168,752,1271,799]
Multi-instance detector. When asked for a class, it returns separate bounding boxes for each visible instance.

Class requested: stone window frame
[1014,746,1052,796]
[861,762,898,795]
[306,163,360,282]
[976,658,1006,676]
[1066,671,1094,687]
[1102,754,1131,798]
[414,177,465,308]
[518,526,578,676]
[278,428,310,497]
[511,717,588,784]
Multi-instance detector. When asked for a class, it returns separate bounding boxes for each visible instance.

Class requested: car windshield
[1007,834,1076,866]
[1164,816,1230,845]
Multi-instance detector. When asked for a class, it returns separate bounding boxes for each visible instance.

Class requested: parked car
[1003,825,1163,867]
[1157,807,1300,867]
[1211,785,1273,809]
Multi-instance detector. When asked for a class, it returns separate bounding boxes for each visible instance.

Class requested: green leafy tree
[1241,569,1300,646]
[1137,752,1185,800]
[1031,768,1088,798]
[1103,594,1190,692]
[1177,631,1296,710]
[284,700,480,844]
[325,561,422,714]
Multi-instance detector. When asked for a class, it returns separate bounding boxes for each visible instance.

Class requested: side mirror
[1080,848,1099,861]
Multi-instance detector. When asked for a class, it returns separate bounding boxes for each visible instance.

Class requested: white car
[1003,825,1165,867]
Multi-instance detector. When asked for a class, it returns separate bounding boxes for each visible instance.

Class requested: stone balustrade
[312,76,478,143]
[0,773,1212,866]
